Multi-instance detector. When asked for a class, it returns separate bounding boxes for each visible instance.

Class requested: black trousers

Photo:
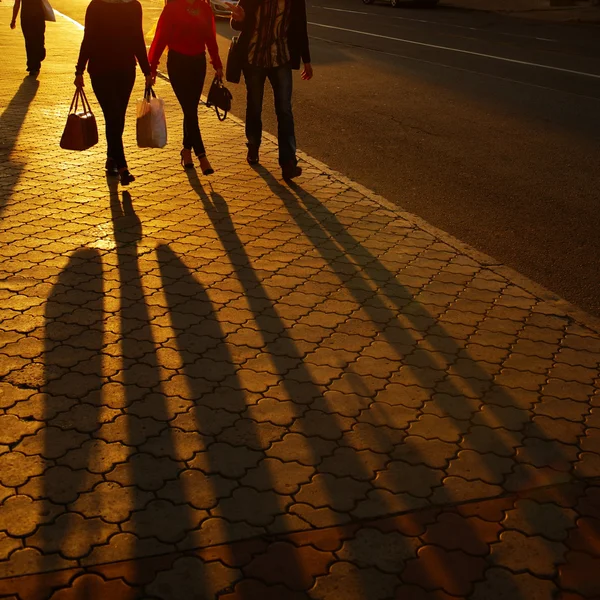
[90,69,135,170]
[167,51,207,157]
[21,17,46,73]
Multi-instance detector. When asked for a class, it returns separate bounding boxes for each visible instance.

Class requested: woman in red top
[149,0,223,175]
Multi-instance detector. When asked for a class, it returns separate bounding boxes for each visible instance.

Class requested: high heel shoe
[119,168,135,186]
[180,148,194,169]
[198,154,214,176]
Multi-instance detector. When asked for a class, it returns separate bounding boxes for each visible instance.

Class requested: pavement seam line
[0,477,592,583]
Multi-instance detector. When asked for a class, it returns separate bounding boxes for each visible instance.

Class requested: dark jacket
[21,0,44,21]
[76,0,150,76]
[231,0,310,70]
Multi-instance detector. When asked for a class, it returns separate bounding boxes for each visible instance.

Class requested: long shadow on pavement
[36,245,105,587]
[254,166,576,596]
[0,77,39,215]
[108,184,199,587]
[184,171,402,598]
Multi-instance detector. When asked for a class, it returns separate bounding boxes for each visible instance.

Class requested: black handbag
[60,88,98,151]
[206,77,233,121]
[226,35,242,84]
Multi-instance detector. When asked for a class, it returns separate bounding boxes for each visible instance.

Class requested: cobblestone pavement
[1,8,600,600]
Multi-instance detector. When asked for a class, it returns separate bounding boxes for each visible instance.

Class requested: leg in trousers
[21,17,46,73]
[268,66,296,166]
[243,65,268,151]
[91,70,136,170]
[168,52,207,157]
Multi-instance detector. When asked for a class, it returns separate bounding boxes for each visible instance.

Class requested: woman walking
[148,0,223,175]
[74,0,153,186]
[10,0,46,76]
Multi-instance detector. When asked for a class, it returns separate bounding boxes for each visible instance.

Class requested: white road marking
[311,33,600,102]
[308,21,600,80]
[316,6,557,42]
[54,9,84,30]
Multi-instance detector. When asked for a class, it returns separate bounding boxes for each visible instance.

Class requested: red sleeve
[148,6,169,74]
[204,5,223,70]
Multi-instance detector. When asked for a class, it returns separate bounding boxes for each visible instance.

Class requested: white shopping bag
[136,88,167,149]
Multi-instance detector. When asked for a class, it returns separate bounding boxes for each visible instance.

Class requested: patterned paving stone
[401,545,487,596]
[243,541,332,590]
[48,574,138,600]
[145,556,242,599]
[502,499,577,541]
[336,527,420,573]
[558,551,600,598]
[489,530,567,577]
[422,512,501,556]
[0,452,46,487]
[470,567,558,600]
[310,561,399,600]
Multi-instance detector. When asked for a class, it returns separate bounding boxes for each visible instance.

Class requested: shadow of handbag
[206,77,233,121]
[60,88,98,151]
[225,35,242,84]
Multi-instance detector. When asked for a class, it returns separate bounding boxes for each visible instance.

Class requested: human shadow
[108,183,197,578]
[252,166,575,595]
[155,243,313,595]
[267,168,574,476]
[181,171,396,597]
[0,77,39,214]
[37,245,105,583]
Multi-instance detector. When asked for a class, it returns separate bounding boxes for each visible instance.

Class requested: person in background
[230,0,312,180]
[10,0,46,76]
[149,0,223,175]
[74,0,153,186]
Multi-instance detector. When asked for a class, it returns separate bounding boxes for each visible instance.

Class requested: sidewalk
[1,8,600,600]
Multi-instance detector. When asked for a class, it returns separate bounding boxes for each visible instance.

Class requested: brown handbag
[60,88,98,151]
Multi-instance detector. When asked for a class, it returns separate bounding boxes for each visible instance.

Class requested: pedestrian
[74,0,153,186]
[148,0,224,175]
[10,0,46,76]
[230,0,313,180]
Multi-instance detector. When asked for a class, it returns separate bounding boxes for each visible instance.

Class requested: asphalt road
[52,0,600,317]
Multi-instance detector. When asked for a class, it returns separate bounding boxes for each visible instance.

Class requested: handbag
[206,77,232,121]
[225,36,242,84]
[60,88,98,151]
[136,86,167,148]
[41,0,56,22]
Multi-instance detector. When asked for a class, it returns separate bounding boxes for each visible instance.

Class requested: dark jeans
[91,69,135,170]
[21,17,46,72]
[243,64,296,166]
[168,50,207,157]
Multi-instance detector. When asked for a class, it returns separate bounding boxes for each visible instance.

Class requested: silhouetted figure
[74,0,153,186]
[10,0,46,75]
[148,0,223,175]
[230,0,313,180]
